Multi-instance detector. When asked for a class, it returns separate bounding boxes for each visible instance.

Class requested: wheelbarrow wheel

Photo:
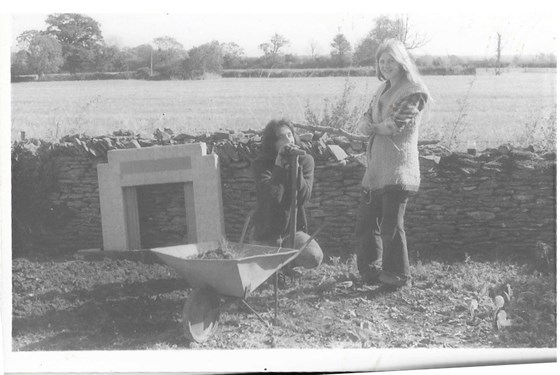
[182,288,221,343]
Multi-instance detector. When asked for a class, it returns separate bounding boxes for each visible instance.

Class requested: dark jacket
[251,153,314,241]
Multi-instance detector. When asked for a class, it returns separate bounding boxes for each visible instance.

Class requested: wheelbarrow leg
[240,299,270,327]
[274,273,279,324]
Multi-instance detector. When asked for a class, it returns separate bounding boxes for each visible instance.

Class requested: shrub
[303,78,367,133]
[441,76,477,150]
[134,67,152,80]
[36,71,135,81]
[517,106,557,152]
[221,67,376,79]
[11,141,58,255]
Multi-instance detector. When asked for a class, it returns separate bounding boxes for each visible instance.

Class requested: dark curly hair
[259,119,301,158]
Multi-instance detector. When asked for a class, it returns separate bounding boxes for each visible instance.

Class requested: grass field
[11,71,556,151]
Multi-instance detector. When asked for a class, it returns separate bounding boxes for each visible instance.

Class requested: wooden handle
[289,154,299,249]
[238,210,254,249]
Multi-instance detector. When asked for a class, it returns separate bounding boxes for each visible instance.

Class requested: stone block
[213,131,232,141]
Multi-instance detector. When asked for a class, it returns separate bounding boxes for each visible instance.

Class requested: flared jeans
[355,189,411,281]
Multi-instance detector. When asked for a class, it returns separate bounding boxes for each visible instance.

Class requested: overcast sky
[6,1,559,58]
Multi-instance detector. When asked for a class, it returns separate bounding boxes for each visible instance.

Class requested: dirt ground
[11,251,556,350]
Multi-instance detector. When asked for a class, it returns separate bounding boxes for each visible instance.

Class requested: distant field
[11,72,556,151]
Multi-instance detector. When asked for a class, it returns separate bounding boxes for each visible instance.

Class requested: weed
[412,261,428,280]
[303,78,368,133]
[149,342,178,350]
[330,256,341,268]
[517,106,557,152]
[45,94,102,142]
[442,76,476,149]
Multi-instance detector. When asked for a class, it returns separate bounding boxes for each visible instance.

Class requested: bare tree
[354,14,429,66]
[259,33,290,67]
[270,33,289,55]
[395,14,430,50]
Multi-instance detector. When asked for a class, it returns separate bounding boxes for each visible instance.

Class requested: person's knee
[295,243,323,268]
[291,232,323,268]
[304,239,324,267]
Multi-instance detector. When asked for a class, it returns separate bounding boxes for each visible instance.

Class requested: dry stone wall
[11,130,556,261]
[137,183,188,249]
[39,155,102,250]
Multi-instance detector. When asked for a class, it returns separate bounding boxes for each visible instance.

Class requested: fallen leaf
[493,295,505,309]
[360,321,374,331]
[347,330,360,342]
[479,282,489,298]
[316,277,337,293]
[495,309,513,329]
[337,281,353,289]
[468,299,478,317]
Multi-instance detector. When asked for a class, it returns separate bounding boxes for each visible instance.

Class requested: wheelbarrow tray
[151,241,298,298]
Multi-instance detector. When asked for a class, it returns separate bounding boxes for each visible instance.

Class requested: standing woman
[355,39,430,287]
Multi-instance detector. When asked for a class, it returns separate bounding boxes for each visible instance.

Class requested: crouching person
[250,119,323,269]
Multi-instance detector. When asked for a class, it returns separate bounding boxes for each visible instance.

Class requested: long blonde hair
[376,38,423,85]
[376,38,433,106]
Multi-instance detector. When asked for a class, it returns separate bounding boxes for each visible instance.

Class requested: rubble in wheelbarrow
[195,247,234,260]
[190,241,238,260]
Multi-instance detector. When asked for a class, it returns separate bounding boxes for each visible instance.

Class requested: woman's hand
[358,113,375,136]
[371,118,399,136]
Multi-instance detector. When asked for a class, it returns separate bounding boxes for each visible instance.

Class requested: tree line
[11,13,557,79]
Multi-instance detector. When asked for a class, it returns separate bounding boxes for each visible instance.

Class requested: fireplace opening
[137,183,188,249]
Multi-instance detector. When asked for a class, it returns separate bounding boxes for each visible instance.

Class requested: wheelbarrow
[151,153,319,343]
[150,230,320,343]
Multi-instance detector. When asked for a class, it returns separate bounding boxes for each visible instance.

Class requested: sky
[5,1,558,58]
